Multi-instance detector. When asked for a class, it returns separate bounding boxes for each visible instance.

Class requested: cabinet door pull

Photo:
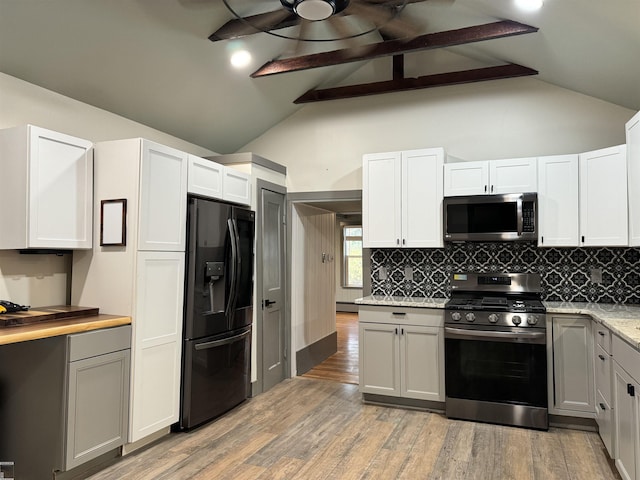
[396,238,400,245]
[581,235,585,243]
[392,312,406,316]
[491,185,494,193]
[599,403,606,410]
[484,185,487,193]
[541,236,544,245]
[598,331,606,336]
[395,328,398,335]
[629,384,636,397]
[401,328,404,335]
[402,238,406,245]
[598,354,606,361]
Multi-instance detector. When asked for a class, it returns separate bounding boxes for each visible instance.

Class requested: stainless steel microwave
[443,193,538,242]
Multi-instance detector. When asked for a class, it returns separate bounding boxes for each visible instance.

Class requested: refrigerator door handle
[194,329,251,350]
[225,218,239,318]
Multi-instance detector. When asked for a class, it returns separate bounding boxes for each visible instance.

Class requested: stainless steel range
[444,272,548,430]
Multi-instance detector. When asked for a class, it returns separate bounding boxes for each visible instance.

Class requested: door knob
[264,299,276,308]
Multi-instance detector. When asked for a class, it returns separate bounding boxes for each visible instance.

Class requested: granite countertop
[545,301,640,350]
[355,295,640,350]
[356,295,448,309]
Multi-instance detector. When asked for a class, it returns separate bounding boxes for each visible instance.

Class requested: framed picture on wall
[100,199,127,246]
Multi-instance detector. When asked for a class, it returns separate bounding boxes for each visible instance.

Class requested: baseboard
[251,380,260,398]
[296,332,337,375]
[549,414,598,431]
[121,428,170,456]
[54,449,120,480]
[336,302,359,313]
[362,393,445,413]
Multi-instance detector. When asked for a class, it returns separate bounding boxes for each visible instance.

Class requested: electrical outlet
[404,266,414,281]
[590,268,603,284]
[378,266,387,280]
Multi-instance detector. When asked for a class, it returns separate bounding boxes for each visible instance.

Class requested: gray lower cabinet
[65,326,131,470]
[594,324,614,457]
[358,306,444,403]
[612,334,640,480]
[548,315,595,417]
[0,325,130,480]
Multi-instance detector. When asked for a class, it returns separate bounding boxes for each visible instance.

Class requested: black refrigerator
[179,196,255,430]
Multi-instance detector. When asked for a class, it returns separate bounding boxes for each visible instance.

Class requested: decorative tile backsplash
[370,243,640,304]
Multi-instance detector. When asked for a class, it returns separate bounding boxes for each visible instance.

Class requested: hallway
[301,312,359,385]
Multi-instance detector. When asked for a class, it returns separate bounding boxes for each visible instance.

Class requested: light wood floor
[302,312,359,384]
[88,377,620,480]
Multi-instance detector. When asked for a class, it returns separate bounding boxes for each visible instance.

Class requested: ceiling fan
[218,0,428,44]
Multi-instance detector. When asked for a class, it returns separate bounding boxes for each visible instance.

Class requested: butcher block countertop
[0,305,131,345]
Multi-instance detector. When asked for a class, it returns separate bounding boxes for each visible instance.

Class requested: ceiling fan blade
[294,19,312,55]
[248,7,295,31]
[327,16,375,57]
[347,0,422,39]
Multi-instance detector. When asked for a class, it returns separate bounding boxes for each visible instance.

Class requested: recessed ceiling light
[515,0,543,11]
[230,50,251,68]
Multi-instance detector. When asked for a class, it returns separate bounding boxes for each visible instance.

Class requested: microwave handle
[517,195,523,236]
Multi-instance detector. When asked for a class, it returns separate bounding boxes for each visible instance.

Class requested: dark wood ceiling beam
[251,21,538,77]
[209,0,429,42]
[293,64,538,103]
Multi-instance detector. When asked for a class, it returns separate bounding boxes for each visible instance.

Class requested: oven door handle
[445,326,546,344]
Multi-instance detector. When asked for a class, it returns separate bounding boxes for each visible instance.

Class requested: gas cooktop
[445,295,546,314]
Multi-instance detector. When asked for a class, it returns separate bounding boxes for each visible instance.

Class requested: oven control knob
[451,312,462,321]
[465,313,476,322]
[488,313,499,323]
[512,315,522,326]
[527,315,539,325]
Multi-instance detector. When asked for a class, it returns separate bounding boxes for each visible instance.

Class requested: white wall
[240,77,635,192]
[291,204,336,362]
[0,73,216,307]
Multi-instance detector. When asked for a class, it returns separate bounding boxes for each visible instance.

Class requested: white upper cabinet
[443,161,488,196]
[537,155,580,247]
[138,140,188,251]
[490,158,538,194]
[223,167,251,206]
[363,148,444,248]
[444,158,537,196]
[402,149,444,248]
[0,125,93,249]
[579,145,628,247]
[362,151,402,248]
[187,154,251,206]
[627,111,640,246]
[187,154,224,199]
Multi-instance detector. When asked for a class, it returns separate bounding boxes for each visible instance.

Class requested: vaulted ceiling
[0,0,638,154]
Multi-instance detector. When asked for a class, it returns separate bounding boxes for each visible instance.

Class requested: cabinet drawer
[612,334,640,382]
[595,344,612,405]
[594,324,612,354]
[595,390,614,458]
[68,325,132,361]
[359,305,444,327]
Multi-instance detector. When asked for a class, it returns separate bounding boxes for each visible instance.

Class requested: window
[342,226,363,288]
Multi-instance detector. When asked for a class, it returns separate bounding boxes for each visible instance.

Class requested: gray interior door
[261,188,286,392]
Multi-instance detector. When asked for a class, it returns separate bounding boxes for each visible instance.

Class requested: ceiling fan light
[294,0,335,21]
[515,0,543,11]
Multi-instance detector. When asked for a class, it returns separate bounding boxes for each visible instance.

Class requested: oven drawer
[594,324,612,354]
[359,305,444,328]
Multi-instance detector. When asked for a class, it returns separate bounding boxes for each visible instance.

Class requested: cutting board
[0,305,100,328]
